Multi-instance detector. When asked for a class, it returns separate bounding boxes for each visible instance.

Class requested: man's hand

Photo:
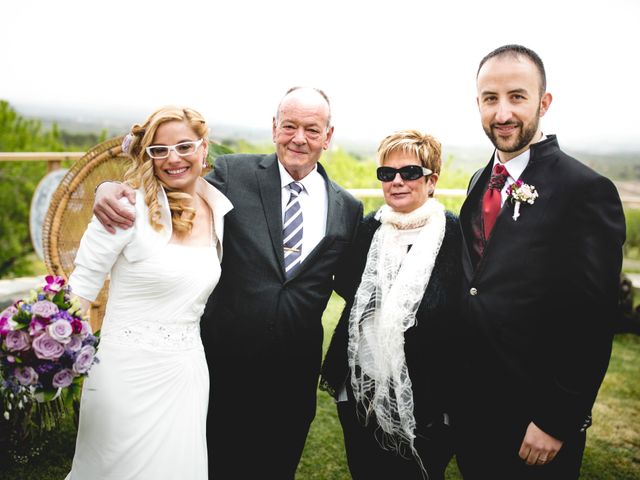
[94,182,136,234]
[518,421,563,466]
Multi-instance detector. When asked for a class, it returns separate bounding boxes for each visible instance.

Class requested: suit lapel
[255,154,286,275]
[460,157,494,278]
[319,162,343,239]
[465,143,558,279]
[491,140,559,239]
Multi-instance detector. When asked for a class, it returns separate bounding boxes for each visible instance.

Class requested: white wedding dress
[65,182,230,480]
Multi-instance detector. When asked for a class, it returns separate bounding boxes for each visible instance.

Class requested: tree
[0,100,64,278]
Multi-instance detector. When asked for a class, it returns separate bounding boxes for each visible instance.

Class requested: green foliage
[624,208,640,260]
[0,101,63,152]
[0,101,65,278]
[576,151,640,181]
[322,148,384,214]
[57,129,108,151]
[322,148,378,189]
[219,138,272,155]
[0,100,102,278]
[207,142,234,165]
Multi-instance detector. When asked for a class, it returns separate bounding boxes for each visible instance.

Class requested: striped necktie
[283,182,304,278]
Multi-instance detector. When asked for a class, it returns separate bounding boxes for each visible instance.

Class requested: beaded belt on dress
[102,322,203,351]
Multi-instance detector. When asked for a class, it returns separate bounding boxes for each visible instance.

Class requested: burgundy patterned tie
[481,163,509,240]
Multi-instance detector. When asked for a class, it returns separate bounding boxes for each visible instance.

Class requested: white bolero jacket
[70,177,233,302]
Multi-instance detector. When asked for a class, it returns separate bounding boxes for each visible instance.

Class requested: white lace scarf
[347,198,446,463]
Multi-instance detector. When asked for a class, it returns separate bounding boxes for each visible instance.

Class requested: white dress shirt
[278,161,328,263]
[494,134,546,206]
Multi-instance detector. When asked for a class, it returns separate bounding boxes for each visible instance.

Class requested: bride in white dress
[65,106,232,480]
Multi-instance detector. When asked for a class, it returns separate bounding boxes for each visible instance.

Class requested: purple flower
[82,334,98,347]
[66,335,83,352]
[52,368,75,388]
[73,345,96,374]
[71,319,83,334]
[43,275,65,294]
[0,306,18,335]
[0,305,18,321]
[0,317,11,336]
[29,317,48,336]
[54,310,74,322]
[121,133,134,154]
[81,321,93,336]
[4,330,30,352]
[35,362,56,375]
[15,366,39,386]
[32,333,65,360]
[31,300,59,318]
[47,319,73,344]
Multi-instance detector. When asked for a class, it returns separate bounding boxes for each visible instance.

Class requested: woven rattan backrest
[43,136,130,332]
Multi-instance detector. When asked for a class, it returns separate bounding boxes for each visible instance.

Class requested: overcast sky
[2,0,639,151]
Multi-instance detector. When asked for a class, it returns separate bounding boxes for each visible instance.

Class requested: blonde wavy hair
[377,129,442,176]
[122,106,208,235]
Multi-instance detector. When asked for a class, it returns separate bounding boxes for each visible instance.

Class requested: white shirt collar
[277,161,324,197]
[493,133,547,181]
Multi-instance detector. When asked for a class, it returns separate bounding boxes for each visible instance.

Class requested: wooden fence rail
[0,152,85,173]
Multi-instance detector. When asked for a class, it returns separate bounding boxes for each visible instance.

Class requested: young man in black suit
[455,44,626,479]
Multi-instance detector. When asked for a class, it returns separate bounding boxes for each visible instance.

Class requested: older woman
[321,130,461,479]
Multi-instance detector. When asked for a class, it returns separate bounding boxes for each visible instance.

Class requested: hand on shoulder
[94,182,137,234]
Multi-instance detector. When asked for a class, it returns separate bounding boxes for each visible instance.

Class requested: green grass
[297,296,640,480]
[2,296,639,479]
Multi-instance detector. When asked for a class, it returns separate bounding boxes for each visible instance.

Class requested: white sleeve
[69,198,136,302]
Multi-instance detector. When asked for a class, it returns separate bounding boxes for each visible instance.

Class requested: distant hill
[13,102,640,181]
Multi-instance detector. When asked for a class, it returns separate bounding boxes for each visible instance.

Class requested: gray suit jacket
[201,153,362,415]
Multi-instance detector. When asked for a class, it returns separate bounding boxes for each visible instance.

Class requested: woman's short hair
[377,129,442,176]
[123,105,208,234]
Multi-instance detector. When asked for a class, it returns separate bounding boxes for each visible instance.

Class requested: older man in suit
[202,88,362,478]
[454,45,626,479]
[93,88,362,479]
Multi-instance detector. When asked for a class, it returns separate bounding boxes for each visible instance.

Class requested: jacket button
[470,287,478,296]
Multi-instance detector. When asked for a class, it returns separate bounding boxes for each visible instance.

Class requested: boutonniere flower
[506,180,538,221]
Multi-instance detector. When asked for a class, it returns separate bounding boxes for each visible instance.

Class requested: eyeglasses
[145,139,204,159]
[376,165,432,182]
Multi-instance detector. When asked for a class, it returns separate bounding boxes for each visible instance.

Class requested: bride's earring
[202,157,208,168]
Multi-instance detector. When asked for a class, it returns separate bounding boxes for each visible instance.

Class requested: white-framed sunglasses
[145,138,204,159]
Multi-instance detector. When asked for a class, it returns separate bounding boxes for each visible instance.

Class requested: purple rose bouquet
[0,275,100,437]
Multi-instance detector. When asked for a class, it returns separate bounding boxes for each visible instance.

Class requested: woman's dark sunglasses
[376,165,432,182]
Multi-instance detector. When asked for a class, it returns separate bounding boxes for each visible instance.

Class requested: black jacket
[321,209,462,428]
[458,135,626,440]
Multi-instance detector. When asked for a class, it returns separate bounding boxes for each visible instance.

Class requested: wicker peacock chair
[43,136,130,332]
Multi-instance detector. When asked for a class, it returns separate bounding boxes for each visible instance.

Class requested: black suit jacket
[201,153,362,419]
[321,211,462,428]
[457,135,626,440]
